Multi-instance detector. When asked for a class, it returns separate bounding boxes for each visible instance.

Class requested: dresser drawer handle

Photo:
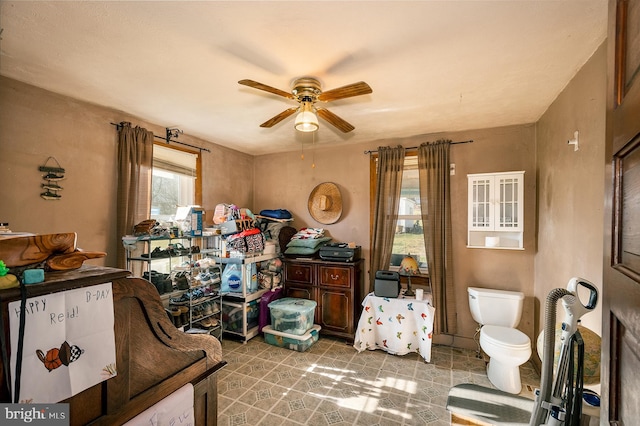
[296,270,303,275]
[330,274,340,280]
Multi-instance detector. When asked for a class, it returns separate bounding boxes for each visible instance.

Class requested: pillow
[259,209,292,219]
[278,226,297,254]
[284,246,321,255]
[286,236,331,249]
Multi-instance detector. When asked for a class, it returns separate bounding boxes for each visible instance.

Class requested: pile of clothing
[283,228,332,257]
[258,257,283,290]
[255,209,294,255]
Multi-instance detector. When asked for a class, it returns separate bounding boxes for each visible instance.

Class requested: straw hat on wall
[308,182,343,224]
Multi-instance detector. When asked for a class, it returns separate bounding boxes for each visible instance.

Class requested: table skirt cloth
[353,291,435,362]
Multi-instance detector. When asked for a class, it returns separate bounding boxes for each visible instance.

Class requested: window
[151,144,201,221]
[372,154,427,272]
[391,155,427,270]
[146,144,202,273]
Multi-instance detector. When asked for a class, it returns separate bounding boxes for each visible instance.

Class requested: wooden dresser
[283,258,364,341]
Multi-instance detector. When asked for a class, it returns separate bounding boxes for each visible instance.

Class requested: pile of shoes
[192,270,221,287]
[174,271,190,290]
[133,220,171,238]
[143,270,173,294]
[134,220,158,236]
[164,255,222,332]
[167,305,189,328]
[169,288,208,305]
[143,244,202,258]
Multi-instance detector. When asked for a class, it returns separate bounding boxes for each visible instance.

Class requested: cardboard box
[175,205,203,236]
[220,220,238,235]
[190,210,203,236]
[220,218,254,235]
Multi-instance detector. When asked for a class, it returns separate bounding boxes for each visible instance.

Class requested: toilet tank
[467,287,524,328]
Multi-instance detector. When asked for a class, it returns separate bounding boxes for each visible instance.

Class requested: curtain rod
[110,122,211,153]
[363,139,473,155]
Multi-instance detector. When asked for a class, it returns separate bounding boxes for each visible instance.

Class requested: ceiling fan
[238,77,372,133]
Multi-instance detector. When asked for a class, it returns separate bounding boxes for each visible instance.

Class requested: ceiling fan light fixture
[239,77,369,133]
[294,103,319,132]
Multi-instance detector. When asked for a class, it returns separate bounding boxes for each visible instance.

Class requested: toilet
[467,287,532,394]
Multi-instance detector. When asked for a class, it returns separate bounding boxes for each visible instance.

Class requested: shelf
[134,235,202,241]
[127,255,195,261]
[218,252,277,264]
[466,230,524,250]
[200,248,221,256]
[466,245,525,250]
[186,325,221,336]
[222,288,268,303]
[126,234,223,341]
[160,289,189,301]
[222,325,260,342]
[190,310,221,323]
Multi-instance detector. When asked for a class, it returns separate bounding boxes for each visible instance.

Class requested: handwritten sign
[9,283,117,403]
[123,384,194,426]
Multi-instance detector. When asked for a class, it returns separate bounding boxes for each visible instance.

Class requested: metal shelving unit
[124,235,223,339]
[219,252,277,342]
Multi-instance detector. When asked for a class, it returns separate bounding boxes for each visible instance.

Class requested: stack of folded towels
[283,228,332,257]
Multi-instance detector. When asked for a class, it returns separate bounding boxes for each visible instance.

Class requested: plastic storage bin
[263,325,321,352]
[222,299,259,333]
[268,297,317,335]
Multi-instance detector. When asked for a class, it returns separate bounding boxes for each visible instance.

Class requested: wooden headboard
[0,266,225,425]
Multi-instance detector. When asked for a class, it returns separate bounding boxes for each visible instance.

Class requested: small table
[353,291,435,362]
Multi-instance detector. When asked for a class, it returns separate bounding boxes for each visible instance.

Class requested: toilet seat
[481,325,530,350]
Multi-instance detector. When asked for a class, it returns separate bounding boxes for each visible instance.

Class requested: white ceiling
[0,1,608,156]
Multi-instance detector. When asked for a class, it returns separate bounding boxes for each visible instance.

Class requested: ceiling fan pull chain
[311,131,316,169]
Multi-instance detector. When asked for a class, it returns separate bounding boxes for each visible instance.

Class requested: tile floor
[217,335,540,425]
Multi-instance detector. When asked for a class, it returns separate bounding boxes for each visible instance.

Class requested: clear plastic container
[263,325,321,352]
[268,298,317,335]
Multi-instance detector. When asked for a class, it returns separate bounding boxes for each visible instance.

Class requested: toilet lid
[482,325,531,350]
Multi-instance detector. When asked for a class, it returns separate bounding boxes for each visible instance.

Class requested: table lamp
[398,254,419,297]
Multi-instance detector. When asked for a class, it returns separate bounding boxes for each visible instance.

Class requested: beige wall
[254,124,537,349]
[535,42,606,341]
[0,76,254,267]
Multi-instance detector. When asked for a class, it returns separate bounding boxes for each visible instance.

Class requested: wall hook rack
[39,156,65,200]
[38,156,65,175]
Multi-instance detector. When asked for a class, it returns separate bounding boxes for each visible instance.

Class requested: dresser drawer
[318,265,352,288]
[285,262,314,284]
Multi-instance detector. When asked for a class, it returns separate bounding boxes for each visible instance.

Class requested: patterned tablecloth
[353,291,435,362]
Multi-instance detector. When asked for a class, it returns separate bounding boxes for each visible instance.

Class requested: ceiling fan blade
[238,79,294,99]
[260,107,298,128]
[316,108,355,133]
[317,81,372,102]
